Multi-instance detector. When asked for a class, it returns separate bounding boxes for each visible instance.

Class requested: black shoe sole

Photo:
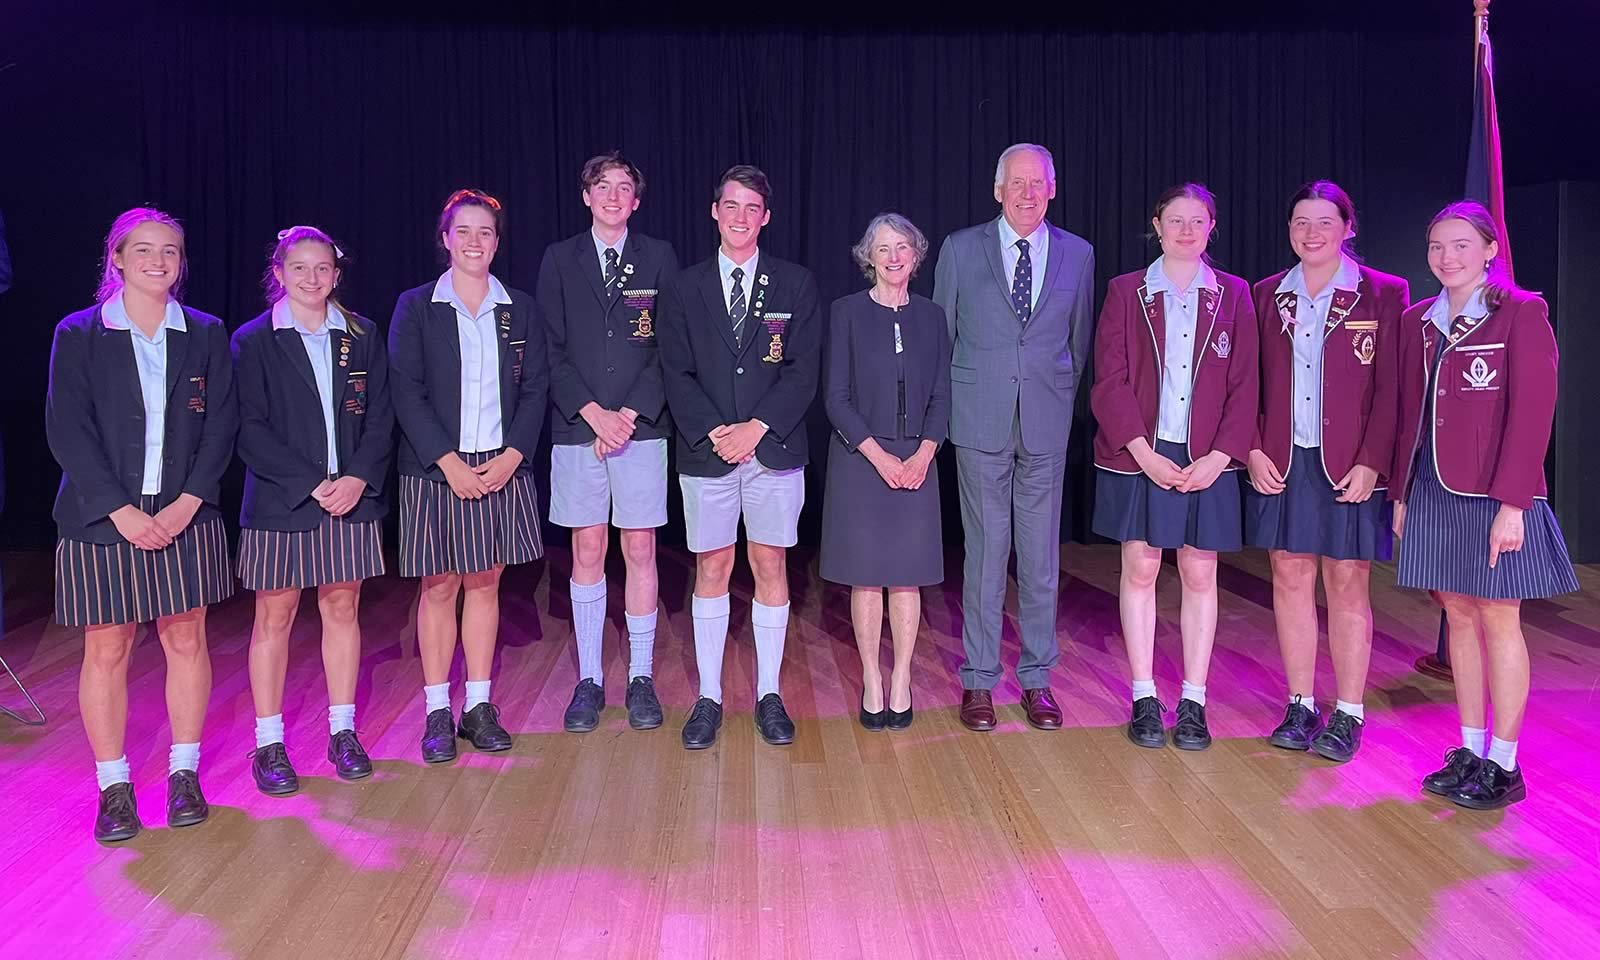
[961,718,996,732]
[335,766,374,781]
[682,736,717,750]
[564,716,600,733]
[168,811,209,828]
[254,779,300,797]
[461,740,513,753]
[886,715,913,730]
[95,824,141,843]
[1129,728,1166,749]
[1448,783,1527,810]
[1025,718,1062,731]
[1310,742,1356,763]
[1173,736,1212,752]
[421,748,458,764]
[628,712,664,730]
[1421,780,1458,798]
[1268,734,1313,751]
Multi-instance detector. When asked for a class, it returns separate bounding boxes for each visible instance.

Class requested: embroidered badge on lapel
[1137,284,1159,326]
[1449,315,1476,343]
[499,310,512,340]
[337,333,352,369]
[1211,329,1232,360]
[1327,288,1361,331]
[1275,291,1298,334]
[618,263,635,291]
[752,274,769,321]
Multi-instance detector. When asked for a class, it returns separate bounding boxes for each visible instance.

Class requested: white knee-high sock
[570,578,607,685]
[627,610,657,679]
[752,600,790,699]
[692,593,730,703]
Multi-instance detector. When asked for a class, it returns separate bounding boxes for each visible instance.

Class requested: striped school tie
[729,266,748,346]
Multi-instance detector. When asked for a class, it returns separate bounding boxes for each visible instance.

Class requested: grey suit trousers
[954,411,1064,690]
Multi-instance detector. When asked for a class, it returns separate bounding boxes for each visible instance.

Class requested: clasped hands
[861,438,936,490]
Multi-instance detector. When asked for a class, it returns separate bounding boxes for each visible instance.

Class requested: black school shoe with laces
[755,693,796,745]
[1422,747,1481,797]
[1172,698,1212,751]
[1128,697,1166,749]
[626,677,664,730]
[1448,757,1527,810]
[421,708,458,764]
[94,782,141,843]
[458,702,513,752]
[328,729,374,780]
[166,770,210,828]
[563,679,605,733]
[250,741,300,796]
[1268,698,1324,750]
[1309,710,1363,763]
[681,697,723,750]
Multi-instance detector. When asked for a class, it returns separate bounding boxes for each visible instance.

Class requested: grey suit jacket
[932,217,1095,454]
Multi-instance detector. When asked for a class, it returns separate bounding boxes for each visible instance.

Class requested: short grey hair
[994,143,1056,189]
[851,213,930,281]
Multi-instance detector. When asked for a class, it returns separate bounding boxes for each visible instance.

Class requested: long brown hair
[1426,200,1516,311]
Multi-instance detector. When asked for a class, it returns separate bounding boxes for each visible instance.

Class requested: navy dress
[820,293,948,587]
[1397,338,1577,599]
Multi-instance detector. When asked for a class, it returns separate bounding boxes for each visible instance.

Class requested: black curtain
[0,12,1395,551]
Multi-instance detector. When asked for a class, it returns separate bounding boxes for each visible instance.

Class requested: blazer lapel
[431,300,463,364]
[163,324,190,401]
[1137,283,1166,374]
[1030,224,1068,317]
[699,261,741,355]
[982,219,1017,322]
[741,258,776,358]
[98,311,145,412]
[1192,285,1223,372]
[274,327,320,395]
[575,234,613,313]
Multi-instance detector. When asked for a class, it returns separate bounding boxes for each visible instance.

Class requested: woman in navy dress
[820,213,951,731]
[47,207,237,841]
[389,189,548,763]
[1089,184,1258,752]
[232,226,394,794]
[1245,182,1411,763]
[1392,201,1578,810]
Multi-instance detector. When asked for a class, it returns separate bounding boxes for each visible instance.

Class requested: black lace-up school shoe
[94,783,141,843]
[1172,698,1212,751]
[1128,696,1166,749]
[166,770,210,828]
[563,679,605,733]
[458,702,513,752]
[681,697,723,750]
[328,729,373,780]
[1422,747,1481,797]
[626,677,664,730]
[1310,710,1363,763]
[1268,699,1324,750]
[421,708,458,764]
[755,693,796,745]
[250,742,300,796]
[1448,757,1526,810]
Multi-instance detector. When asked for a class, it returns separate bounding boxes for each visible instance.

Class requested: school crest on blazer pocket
[1346,320,1379,365]
[761,313,790,363]
[1209,328,1232,360]
[510,339,527,383]
[345,371,368,415]
[1457,343,1503,393]
[187,375,206,413]
[623,289,657,342]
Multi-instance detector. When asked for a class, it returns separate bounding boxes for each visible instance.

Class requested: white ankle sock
[570,578,607,685]
[1132,678,1157,702]
[1180,681,1207,707]
[627,610,657,679]
[692,593,730,703]
[329,703,356,735]
[254,713,285,749]
[1461,725,1488,757]
[1487,736,1518,771]
[752,600,790,699]
[1334,700,1365,722]
[1291,693,1318,713]
[424,682,451,715]
[95,756,131,791]
[464,679,492,711]
[168,742,201,775]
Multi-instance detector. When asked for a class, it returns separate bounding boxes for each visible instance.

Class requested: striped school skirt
[1397,445,1579,600]
[398,450,544,578]
[54,496,234,627]
[238,514,385,591]
[1244,445,1393,561]
[1092,440,1243,552]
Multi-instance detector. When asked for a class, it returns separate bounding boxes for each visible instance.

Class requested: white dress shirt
[432,271,513,453]
[1278,254,1361,448]
[272,298,349,473]
[1143,256,1220,445]
[1421,283,1489,335]
[101,292,188,495]
[718,247,760,312]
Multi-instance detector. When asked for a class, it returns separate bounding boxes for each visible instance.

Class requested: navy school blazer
[231,309,395,531]
[824,290,952,452]
[46,303,238,544]
[537,230,680,445]
[656,252,821,477]
[387,280,549,480]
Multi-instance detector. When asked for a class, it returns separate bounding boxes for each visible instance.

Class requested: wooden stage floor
[0,544,1597,959]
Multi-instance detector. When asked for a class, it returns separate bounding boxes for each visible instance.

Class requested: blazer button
[1437,388,1446,397]
[608,330,614,338]
[1436,418,1445,426]
[1322,418,1331,426]
[1010,376,1018,383]
[736,366,745,375]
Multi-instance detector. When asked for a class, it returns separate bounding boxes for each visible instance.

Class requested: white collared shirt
[998,217,1050,310]
[718,248,760,313]
[1422,284,1489,336]
[1143,256,1220,444]
[101,292,188,495]
[433,271,512,453]
[272,299,349,474]
[1279,254,1361,448]
[592,228,628,282]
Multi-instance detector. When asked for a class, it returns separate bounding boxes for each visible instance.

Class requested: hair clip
[444,189,502,211]
[277,226,345,259]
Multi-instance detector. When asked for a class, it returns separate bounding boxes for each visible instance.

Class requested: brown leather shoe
[960,689,997,731]
[1021,687,1063,730]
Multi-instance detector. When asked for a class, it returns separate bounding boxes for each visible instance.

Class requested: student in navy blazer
[46,208,237,842]
[657,164,821,751]
[537,152,680,734]
[388,189,548,763]
[232,226,395,794]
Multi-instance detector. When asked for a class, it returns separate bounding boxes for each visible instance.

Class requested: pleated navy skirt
[54,495,235,627]
[1092,440,1243,551]
[398,450,544,578]
[1397,444,1578,600]
[1244,445,1392,561]
[238,514,385,590]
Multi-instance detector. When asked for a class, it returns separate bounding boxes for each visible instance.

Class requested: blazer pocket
[1054,369,1076,388]
[344,372,369,416]
[950,364,978,384]
[1201,322,1236,365]
[1453,346,1504,401]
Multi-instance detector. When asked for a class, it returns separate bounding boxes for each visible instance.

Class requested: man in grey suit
[933,142,1095,732]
